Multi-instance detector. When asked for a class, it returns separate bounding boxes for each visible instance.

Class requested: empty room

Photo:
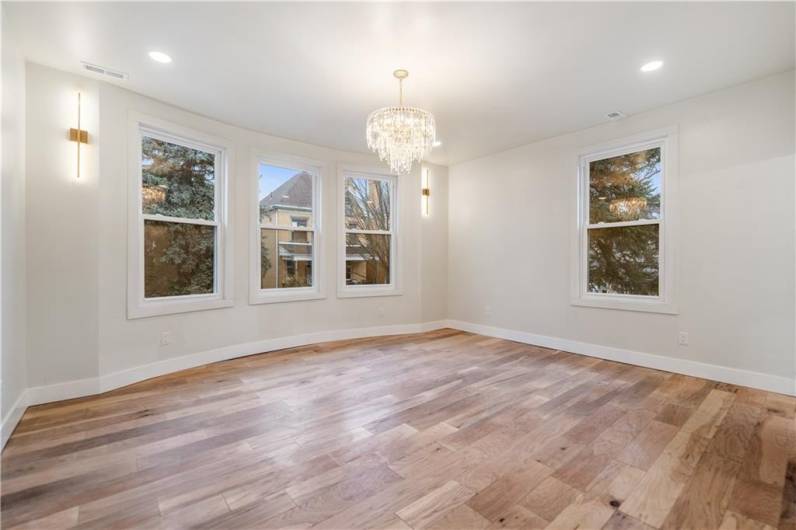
[1,2,795,529]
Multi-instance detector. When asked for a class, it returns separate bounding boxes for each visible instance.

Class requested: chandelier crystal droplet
[366,69,436,175]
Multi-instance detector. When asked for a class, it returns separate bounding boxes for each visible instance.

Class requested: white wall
[22,63,448,396]
[448,71,796,389]
[1,6,29,438]
[420,162,449,323]
[25,65,100,389]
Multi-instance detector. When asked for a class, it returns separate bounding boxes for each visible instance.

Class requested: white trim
[250,152,326,305]
[337,165,401,298]
[141,214,217,226]
[445,319,795,396]
[4,319,793,450]
[127,113,234,319]
[586,219,661,230]
[0,321,448,449]
[572,293,678,315]
[1,390,28,449]
[572,127,679,314]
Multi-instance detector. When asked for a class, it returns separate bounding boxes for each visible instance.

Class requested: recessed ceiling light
[640,60,663,73]
[148,51,172,64]
[432,140,442,147]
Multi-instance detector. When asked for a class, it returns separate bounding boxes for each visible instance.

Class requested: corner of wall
[1,4,30,447]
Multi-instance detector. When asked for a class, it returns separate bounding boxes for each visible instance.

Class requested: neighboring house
[259,171,390,288]
[345,244,388,285]
[343,178,391,286]
[259,172,314,288]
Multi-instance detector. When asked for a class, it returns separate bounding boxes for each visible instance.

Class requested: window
[250,156,323,304]
[339,170,398,297]
[573,129,677,313]
[128,117,232,318]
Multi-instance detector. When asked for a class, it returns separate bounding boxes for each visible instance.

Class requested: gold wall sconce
[68,92,88,179]
[421,167,431,217]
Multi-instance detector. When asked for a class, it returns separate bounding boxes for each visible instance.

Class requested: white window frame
[249,153,325,304]
[127,114,233,319]
[572,127,678,314]
[338,166,400,298]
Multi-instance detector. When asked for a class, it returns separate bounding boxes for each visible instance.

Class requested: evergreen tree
[142,137,216,297]
[588,148,661,295]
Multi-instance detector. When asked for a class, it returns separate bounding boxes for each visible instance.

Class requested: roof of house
[259,171,312,211]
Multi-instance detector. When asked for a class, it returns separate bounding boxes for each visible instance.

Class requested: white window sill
[250,289,325,305]
[337,286,403,299]
[571,296,678,315]
[128,296,234,319]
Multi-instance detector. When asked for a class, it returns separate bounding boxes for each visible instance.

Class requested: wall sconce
[68,92,88,179]
[421,166,431,217]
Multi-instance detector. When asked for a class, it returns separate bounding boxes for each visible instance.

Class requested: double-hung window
[339,170,398,297]
[251,156,322,304]
[574,129,677,313]
[128,118,232,318]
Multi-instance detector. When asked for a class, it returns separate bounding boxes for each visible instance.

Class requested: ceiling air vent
[81,61,128,80]
[606,111,626,121]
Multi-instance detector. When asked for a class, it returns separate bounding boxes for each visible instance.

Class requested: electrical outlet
[377,306,385,318]
[678,331,689,346]
[484,305,493,316]
[160,331,174,346]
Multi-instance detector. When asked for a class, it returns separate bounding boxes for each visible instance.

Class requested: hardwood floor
[2,329,795,529]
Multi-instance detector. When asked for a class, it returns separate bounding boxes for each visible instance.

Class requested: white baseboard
[99,320,448,396]
[2,320,449,449]
[445,319,796,397]
[1,390,29,448]
[4,317,792,450]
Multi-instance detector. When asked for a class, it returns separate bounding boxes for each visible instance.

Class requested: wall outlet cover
[678,331,689,346]
[160,331,174,346]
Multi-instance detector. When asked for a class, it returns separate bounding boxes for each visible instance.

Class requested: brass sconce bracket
[69,128,89,144]
[421,166,431,216]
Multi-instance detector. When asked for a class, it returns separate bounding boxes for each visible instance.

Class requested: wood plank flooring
[2,329,795,529]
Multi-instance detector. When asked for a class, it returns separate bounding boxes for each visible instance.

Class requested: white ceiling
[7,2,795,165]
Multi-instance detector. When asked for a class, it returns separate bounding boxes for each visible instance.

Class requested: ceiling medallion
[366,69,436,175]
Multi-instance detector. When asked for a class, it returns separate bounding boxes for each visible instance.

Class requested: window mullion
[142,213,218,227]
[345,228,392,235]
[586,219,661,230]
[260,224,314,232]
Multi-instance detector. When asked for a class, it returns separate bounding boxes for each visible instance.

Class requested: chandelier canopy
[366,69,436,175]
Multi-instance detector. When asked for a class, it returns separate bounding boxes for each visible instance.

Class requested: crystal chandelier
[366,69,436,175]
